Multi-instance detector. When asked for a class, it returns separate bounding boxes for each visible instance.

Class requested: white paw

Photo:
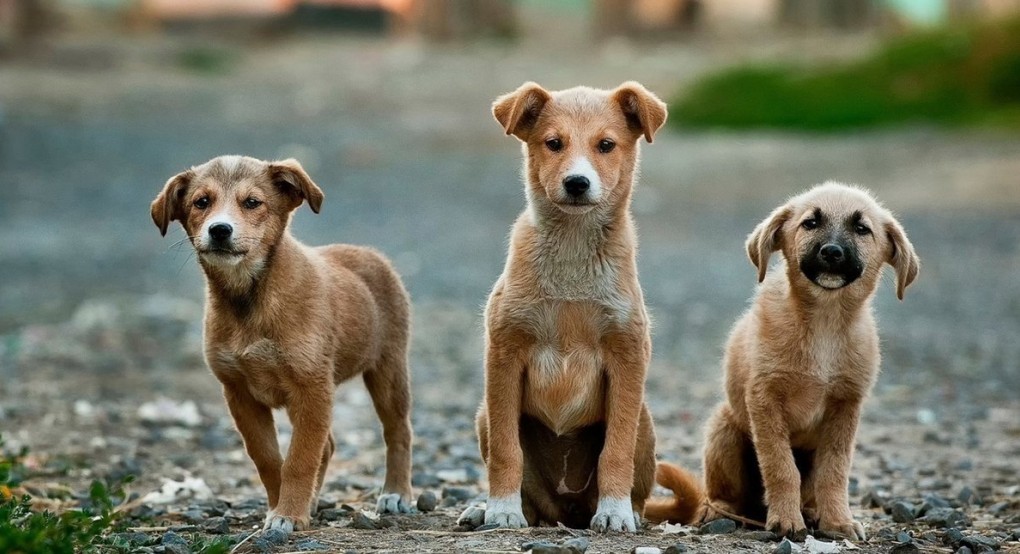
[590,496,637,533]
[483,493,528,529]
[263,512,296,534]
[457,505,486,528]
[376,492,412,514]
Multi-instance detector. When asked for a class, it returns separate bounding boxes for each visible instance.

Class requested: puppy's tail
[644,461,704,524]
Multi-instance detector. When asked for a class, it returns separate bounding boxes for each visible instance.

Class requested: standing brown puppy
[651,182,919,539]
[150,155,414,533]
[458,82,672,532]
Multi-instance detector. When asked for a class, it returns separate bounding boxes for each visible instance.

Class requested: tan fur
[150,156,414,532]
[674,182,920,539]
[467,82,668,532]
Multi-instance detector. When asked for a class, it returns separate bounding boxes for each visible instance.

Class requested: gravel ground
[0,21,1018,554]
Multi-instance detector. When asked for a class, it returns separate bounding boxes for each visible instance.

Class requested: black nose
[209,223,233,241]
[819,243,844,263]
[563,175,590,197]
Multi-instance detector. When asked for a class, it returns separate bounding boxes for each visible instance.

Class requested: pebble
[316,497,334,512]
[955,547,973,554]
[663,545,688,554]
[1012,528,1020,541]
[889,543,920,553]
[739,530,780,541]
[181,508,205,524]
[262,528,289,545]
[698,518,737,534]
[987,501,1009,515]
[412,472,441,488]
[561,537,589,553]
[896,531,912,543]
[294,539,329,551]
[350,511,379,530]
[960,535,1000,552]
[632,548,661,554]
[417,490,438,512]
[160,531,190,554]
[318,506,352,521]
[919,493,951,515]
[202,516,230,535]
[112,532,151,546]
[921,507,969,528]
[474,523,500,531]
[957,486,981,506]
[891,501,916,523]
[773,538,793,554]
[521,537,589,554]
[944,527,965,546]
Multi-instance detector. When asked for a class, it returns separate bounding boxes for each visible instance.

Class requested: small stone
[896,531,912,543]
[411,472,441,488]
[919,493,951,515]
[521,540,558,552]
[1011,528,1020,541]
[663,544,689,554]
[111,532,151,547]
[863,489,888,509]
[202,516,230,534]
[891,501,916,523]
[160,531,189,554]
[956,547,973,554]
[739,530,780,541]
[181,509,205,524]
[317,507,349,522]
[698,518,737,534]
[773,538,793,554]
[960,535,1000,552]
[442,486,475,502]
[889,543,920,553]
[474,523,500,531]
[987,501,1009,515]
[417,491,438,512]
[262,528,289,545]
[944,528,965,547]
[922,508,970,528]
[316,497,334,512]
[957,486,981,506]
[294,539,329,551]
[632,548,661,554]
[562,537,590,553]
[350,511,379,530]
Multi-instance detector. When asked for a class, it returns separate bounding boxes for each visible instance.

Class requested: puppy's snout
[563,175,590,198]
[209,222,233,241]
[819,243,844,263]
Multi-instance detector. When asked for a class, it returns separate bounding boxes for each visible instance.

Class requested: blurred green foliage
[672,18,1020,131]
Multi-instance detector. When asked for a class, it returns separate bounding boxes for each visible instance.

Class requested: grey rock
[160,531,190,554]
[889,543,920,554]
[263,528,289,545]
[316,497,334,512]
[987,501,1009,515]
[957,486,981,506]
[773,538,793,554]
[112,532,152,547]
[739,530,780,541]
[943,527,965,547]
[521,537,589,554]
[412,472,441,488]
[181,509,205,524]
[442,486,475,502]
[698,518,737,534]
[631,548,661,554]
[350,511,379,530]
[922,507,970,528]
[891,501,916,523]
[294,539,329,551]
[919,493,951,515]
[417,490,438,512]
[562,537,589,553]
[664,544,689,554]
[317,507,351,521]
[863,489,888,509]
[960,535,1000,552]
[1011,528,1020,541]
[956,547,973,554]
[202,516,230,535]
[896,531,912,543]
[474,523,500,531]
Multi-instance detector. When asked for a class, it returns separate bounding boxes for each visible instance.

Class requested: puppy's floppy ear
[268,158,324,214]
[746,204,792,283]
[884,217,919,300]
[492,82,552,140]
[150,170,194,237]
[612,81,668,143]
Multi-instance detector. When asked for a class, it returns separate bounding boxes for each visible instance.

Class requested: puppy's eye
[194,196,210,210]
[597,139,616,154]
[243,197,263,210]
[801,218,819,230]
[545,138,563,152]
[854,223,871,235]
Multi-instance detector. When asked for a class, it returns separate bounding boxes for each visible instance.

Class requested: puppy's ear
[150,170,193,237]
[612,81,668,143]
[492,82,552,140]
[884,217,919,300]
[746,204,792,283]
[268,159,324,214]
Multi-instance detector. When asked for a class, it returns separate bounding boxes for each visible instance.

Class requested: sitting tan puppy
[458,81,685,533]
[651,182,919,539]
[150,156,414,533]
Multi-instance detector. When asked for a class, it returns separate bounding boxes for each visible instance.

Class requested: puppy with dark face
[649,182,919,540]
[457,82,702,533]
[151,156,414,533]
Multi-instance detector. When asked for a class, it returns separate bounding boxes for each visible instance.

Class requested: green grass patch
[672,18,1020,131]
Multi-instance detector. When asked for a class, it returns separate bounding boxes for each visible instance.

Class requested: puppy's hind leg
[363,350,414,514]
[701,404,758,524]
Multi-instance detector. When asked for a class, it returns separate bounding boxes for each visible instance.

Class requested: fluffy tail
[644,461,704,524]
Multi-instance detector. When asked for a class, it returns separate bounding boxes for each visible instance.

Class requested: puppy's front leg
[747,395,805,537]
[223,385,283,509]
[482,338,527,528]
[814,399,866,540]
[266,386,333,533]
[592,332,648,533]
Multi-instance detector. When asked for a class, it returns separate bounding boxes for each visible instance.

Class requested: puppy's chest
[208,337,292,408]
[519,302,612,434]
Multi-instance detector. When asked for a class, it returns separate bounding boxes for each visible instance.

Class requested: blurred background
[0,0,1018,544]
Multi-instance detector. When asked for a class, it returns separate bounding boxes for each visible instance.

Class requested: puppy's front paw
[457,505,486,529]
[377,492,412,514]
[263,510,308,534]
[483,494,527,529]
[819,517,866,541]
[766,507,806,539]
[590,497,637,533]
